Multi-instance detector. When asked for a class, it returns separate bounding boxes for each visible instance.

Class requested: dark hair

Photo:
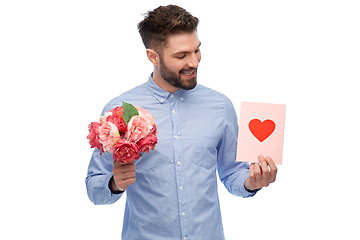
[137,5,199,52]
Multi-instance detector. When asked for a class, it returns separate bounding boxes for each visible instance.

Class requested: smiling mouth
[180,69,196,78]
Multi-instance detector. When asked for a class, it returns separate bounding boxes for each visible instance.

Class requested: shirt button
[180,97,184,101]
[182,212,185,216]
[184,237,187,240]
[179,186,183,190]
[177,161,181,165]
[174,135,179,139]
[172,110,175,114]
[160,98,164,103]
[171,94,174,98]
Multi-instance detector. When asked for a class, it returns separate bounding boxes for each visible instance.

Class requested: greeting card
[236,102,286,164]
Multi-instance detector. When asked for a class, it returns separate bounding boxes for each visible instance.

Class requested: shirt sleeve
[217,96,260,198]
[85,103,124,205]
[86,149,123,205]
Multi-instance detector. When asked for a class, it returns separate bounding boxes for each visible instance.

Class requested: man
[86,5,277,240]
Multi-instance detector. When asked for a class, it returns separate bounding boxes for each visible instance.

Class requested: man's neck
[152,69,179,94]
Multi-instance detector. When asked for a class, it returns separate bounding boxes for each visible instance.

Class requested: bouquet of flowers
[87,102,158,163]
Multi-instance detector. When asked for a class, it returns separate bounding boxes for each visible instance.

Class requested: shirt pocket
[194,132,221,169]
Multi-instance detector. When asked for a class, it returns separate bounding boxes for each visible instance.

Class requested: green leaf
[122,101,139,124]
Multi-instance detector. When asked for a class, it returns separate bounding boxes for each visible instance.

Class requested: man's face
[158,32,201,90]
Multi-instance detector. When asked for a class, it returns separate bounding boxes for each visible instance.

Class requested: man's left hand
[244,155,278,191]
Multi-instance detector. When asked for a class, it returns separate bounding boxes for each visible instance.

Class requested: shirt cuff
[101,173,123,204]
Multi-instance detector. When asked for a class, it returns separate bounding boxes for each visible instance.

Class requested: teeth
[181,70,195,75]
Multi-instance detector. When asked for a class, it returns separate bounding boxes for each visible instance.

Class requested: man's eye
[177,55,186,59]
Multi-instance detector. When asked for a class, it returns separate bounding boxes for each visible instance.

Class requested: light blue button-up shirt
[86,75,258,240]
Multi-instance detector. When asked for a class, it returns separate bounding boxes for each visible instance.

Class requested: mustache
[179,67,197,72]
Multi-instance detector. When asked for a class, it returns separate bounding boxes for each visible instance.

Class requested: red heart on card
[249,119,276,142]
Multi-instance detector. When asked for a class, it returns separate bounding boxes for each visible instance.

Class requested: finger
[265,156,277,183]
[254,162,262,189]
[113,163,136,174]
[113,160,125,166]
[112,164,136,190]
[122,164,136,172]
[119,170,136,180]
[248,163,255,185]
[258,155,270,187]
[114,173,136,191]
[123,177,136,189]
[113,160,135,168]
[115,177,136,191]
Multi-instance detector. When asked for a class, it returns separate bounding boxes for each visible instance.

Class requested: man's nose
[187,52,200,69]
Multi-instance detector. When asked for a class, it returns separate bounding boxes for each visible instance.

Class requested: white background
[1,1,359,239]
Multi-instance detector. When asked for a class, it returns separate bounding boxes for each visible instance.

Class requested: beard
[159,56,197,90]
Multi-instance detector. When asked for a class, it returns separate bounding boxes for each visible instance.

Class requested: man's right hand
[111,161,136,192]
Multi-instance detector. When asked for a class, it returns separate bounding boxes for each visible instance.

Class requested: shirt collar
[147,74,191,104]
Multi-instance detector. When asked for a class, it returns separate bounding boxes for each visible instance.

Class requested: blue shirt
[86,75,258,240]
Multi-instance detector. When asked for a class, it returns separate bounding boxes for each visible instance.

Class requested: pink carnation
[150,123,158,135]
[125,116,149,142]
[98,122,120,153]
[106,115,127,137]
[87,122,103,151]
[136,106,155,126]
[99,110,113,124]
[112,106,127,135]
[138,134,158,154]
[113,138,140,163]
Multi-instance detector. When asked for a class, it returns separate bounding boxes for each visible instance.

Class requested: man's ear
[146,49,160,66]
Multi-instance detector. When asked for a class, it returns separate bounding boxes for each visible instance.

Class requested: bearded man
[86,5,277,240]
